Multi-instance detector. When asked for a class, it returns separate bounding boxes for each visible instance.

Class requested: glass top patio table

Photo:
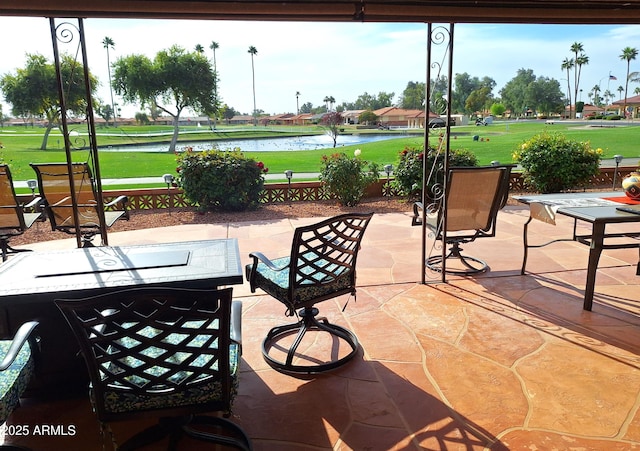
[514,191,640,311]
[0,239,244,394]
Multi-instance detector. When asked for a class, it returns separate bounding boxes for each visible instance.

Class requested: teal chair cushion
[0,339,34,423]
[251,255,352,308]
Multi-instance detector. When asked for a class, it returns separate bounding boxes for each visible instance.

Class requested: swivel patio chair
[0,320,39,451]
[412,165,513,274]
[55,287,251,451]
[0,164,44,261]
[246,212,373,374]
[30,162,129,247]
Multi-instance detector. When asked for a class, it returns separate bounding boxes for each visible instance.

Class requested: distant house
[612,95,640,118]
[228,115,254,125]
[264,113,294,125]
[373,107,440,128]
[341,110,365,125]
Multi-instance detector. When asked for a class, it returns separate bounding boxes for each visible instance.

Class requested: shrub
[513,132,601,193]
[176,147,268,211]
[392,145,478,198]
[319,149,379,206]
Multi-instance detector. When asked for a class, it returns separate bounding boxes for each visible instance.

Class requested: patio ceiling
[2,0,640,24]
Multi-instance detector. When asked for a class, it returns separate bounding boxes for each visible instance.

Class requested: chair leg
[184,416,253,451]
[0,238,33,262]
[262,307,359,374]
[117,415,252,451]
[426,242,488,274]
[117,417,184,451]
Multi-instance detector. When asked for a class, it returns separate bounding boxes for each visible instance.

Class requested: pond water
[101,133,407,152]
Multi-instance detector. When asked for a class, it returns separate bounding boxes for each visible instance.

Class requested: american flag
[609,75,618,80]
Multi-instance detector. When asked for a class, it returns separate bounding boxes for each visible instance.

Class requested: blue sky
[1,17,639,118]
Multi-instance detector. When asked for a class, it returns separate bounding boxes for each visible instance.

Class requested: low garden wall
[17,166,638,212]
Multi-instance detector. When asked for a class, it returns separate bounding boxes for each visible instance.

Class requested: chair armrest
[24,196,44,210]
[411,201,424,226]
[248,252,286,272]
[105,195,130,220]
[0,321,39,371]
[247,252,287,293]
[230,300,242,354]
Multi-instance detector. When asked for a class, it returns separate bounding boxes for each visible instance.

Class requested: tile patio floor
[4,205,640,450]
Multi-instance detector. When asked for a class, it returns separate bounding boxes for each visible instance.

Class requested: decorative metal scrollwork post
[49,18,107,247]
[420,23,454,283]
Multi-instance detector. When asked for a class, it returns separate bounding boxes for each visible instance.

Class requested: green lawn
[1,121,638,189]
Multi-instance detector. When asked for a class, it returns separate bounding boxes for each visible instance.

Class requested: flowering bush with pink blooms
[176,147,268,211]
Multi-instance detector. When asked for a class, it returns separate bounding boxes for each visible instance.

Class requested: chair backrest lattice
[30,162,100,231]
[56,287,234,421]
[0,164,25,230]
[289,213,373,293]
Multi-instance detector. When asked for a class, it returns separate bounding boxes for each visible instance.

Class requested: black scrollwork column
[421,23,454,283]
[49,18,107,247]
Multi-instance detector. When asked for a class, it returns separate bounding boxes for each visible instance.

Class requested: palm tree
[295,91,300,115]
[328,96,336,112]
[561,57,574,118]
[620,46,638,117]
[194,44,205,54]
[209,41,220,128]
[618,85,624,100]
[323,96,331,111]
[635,87,640,95]
[102,36,116,126]
[570,42,588,118]
[209,41,219,72]
[591,84,601,106]
[248,46,258,126]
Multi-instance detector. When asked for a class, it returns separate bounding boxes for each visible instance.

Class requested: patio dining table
[515,191,640,311]
[0,239,243,394]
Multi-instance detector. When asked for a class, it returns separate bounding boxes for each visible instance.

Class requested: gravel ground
[10,197,413,246]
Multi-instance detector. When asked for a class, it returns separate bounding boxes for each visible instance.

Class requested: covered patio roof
[2,0,640,24]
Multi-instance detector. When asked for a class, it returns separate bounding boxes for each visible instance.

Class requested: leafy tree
[400,81,425,110]
[320,111,343,148]
[248,46,258,125]
[102,36,117,127]
[0,53,98,150]
[453,73,479,113]
[465,86,493,115]
[526,77,564,115]
[499,68,536,116]
[358,110,378,124]
[112,45,217,152]
[299,102,313,114]
[134,111,149,125]
[489,102,506,117]
[620,46,638,116]
[350,91,394,110]
[220,104,237,123]
[96,102,114,125]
